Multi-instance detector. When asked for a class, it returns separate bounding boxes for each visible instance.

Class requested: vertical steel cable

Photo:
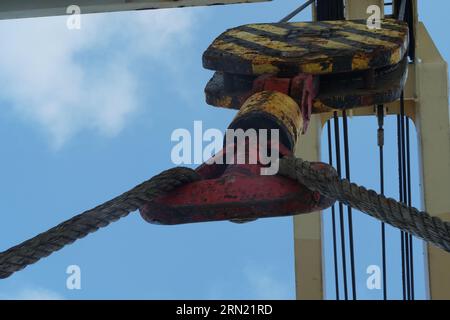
[333,111,348,300]
[397,113,407,300]
[377,105,387,300]
[342,110,356,299]
[406,118,415,299]
[327,120,340,300]
[397,0,415,300]
[400,95,411,300]
[317,0,348,301]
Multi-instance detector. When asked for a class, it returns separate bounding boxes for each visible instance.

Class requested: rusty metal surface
[140,142,336,225]
[140,163,335,225]
[205,56,408,112]
[141,90,337,225]
[314,55,408,110]
[228,91,302,149]
[203,19,409,76]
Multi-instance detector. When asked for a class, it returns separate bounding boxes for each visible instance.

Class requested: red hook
[140,139,335,225]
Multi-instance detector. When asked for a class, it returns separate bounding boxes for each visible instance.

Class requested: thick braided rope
[279,157,450,252]
[0,167,200,279]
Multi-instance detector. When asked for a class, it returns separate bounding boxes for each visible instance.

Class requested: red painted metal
[292,74,319,134]
[252,74,320,134]
[140,140,336,225]
[253,74,291,94]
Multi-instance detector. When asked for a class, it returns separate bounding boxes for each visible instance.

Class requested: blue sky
[0,0,447,299]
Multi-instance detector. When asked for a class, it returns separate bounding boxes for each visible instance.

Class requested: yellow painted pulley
[202,18,409,113]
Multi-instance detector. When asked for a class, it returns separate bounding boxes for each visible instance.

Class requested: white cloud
[243,265,292,300]
[0,9,196,148]
[207,264,293,299]
[0,287,64,300]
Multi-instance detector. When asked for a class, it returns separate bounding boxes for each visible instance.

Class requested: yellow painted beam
[415,22,450,300]
[293,115,324,300]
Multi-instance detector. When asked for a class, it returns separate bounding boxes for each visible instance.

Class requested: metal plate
[0,0,269,20]
[203,19,409,76]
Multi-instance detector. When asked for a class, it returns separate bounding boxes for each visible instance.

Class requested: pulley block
[203,18,409,119]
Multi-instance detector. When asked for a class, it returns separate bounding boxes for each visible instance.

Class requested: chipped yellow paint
[336,30,398,48]
[253,63,280,75]
[300,53,330,62]
[390,47,403,66]
[235,91,303,143]
[250,22,328,34]
[299,61,332,74]
[247,24,288,36]
[205,19,408,76]
[338,30,406,67]
[226,29,308,53]
[352,52,370,70]
[290,22,320,29]
[339,20,406,39]
[312,99,334,112]
[336,30,398,49]
[212,40,281,74]
[249,23,354,51]
[314,39,355,50]
[214,29,342,74]
[213,95,233,108]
